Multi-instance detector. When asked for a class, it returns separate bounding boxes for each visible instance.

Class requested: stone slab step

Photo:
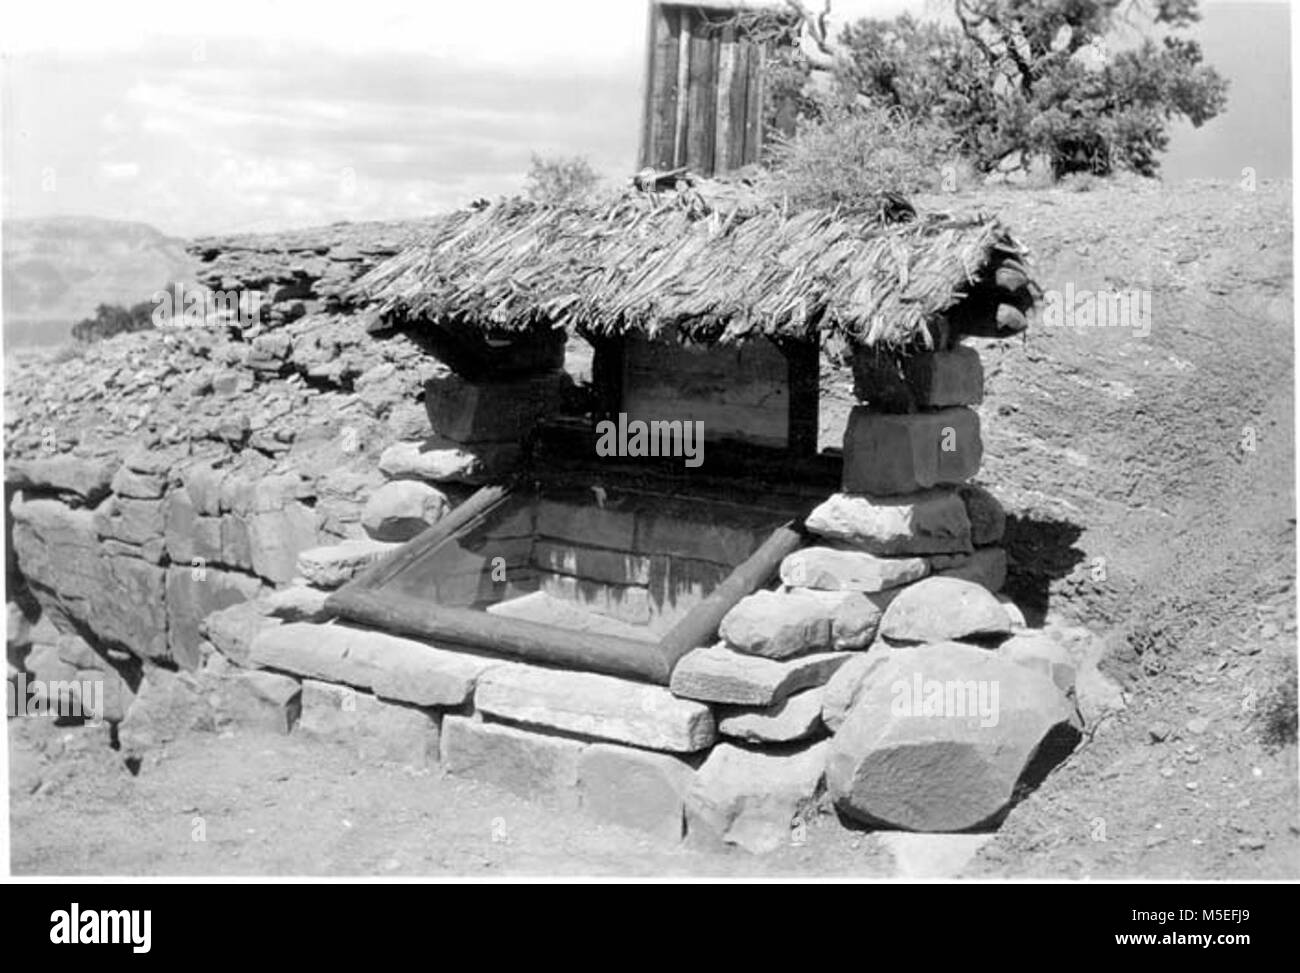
[475,663,716,753]
[249,622,498,706]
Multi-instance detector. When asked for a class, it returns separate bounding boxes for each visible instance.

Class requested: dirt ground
[7,177,1299,878]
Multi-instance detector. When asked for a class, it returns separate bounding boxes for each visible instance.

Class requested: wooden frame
[581,328,823,474]
[326,481,809,685]
[775,335,821,459]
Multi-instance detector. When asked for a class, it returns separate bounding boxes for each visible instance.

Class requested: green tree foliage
[833,0,1228,177]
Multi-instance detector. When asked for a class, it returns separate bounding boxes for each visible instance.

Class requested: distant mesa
[2,215,195,349]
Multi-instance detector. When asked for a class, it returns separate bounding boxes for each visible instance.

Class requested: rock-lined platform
[3,228,1082,856]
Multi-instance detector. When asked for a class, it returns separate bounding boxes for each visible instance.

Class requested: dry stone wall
[4,221,511,720]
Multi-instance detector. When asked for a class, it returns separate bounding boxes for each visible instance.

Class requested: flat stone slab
[719,589,832,659]
[441,715,584,807]
[842,407,982,495]
[670,644,852,707]
[296,538,400,588]
[805,491,973,556]
[7,454,117,503]
[717,687,826,744]
[378,439,520,484]
[577,743,695,841]
[250,622,497,706]
[780,546,928,593]
[298,679,440,767]
[880,576,1013,644]
[475,664,716,752]
[685,740,829,854]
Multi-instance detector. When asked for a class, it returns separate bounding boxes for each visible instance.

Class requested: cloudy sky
[1,0,1291,237]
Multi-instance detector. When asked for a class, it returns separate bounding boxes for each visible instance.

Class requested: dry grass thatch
[350,178,1033,352]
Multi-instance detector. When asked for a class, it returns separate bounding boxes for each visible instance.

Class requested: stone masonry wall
[4,222,473,717]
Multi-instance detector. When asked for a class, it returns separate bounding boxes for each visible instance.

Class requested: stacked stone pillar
[823,341,1008,598]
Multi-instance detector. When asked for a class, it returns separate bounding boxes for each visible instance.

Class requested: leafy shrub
[524,154,602,206]
[766,98,956,216]
[70,300,155,343]
[1258,655,1298,752]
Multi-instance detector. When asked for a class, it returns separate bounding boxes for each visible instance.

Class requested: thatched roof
[349,178,1034,352]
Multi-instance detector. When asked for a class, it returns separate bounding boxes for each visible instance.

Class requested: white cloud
[2,0,1289,235]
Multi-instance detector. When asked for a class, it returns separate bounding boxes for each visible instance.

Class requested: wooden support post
[775,337,821,458]
[584,329,626,423]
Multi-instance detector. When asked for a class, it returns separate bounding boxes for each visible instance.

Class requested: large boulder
[826,642,1081,831]
[820,651,888,732]
[361,481,449,541]
[880,577,1012,644]
[718,589,832,659]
